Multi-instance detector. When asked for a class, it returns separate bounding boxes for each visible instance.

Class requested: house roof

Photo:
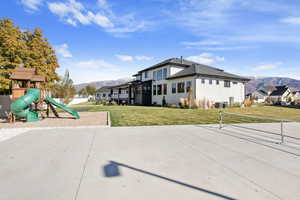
[259,85,276,92]
[138,58,224,73]
[269,86,289,96]
[96,86,111,92]
[137,57,249,81]
[167,63,250,81]
[108,82,131,89]
[253,89,268,96]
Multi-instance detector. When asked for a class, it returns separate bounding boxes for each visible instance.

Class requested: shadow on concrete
[103,161,237,200]
[200,126,300,157]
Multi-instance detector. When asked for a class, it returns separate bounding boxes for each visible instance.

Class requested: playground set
[8,67,79,123]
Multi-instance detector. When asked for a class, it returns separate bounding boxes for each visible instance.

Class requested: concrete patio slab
[0,123,299,200]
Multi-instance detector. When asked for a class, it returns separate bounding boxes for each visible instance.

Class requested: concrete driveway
[0,123,300,200]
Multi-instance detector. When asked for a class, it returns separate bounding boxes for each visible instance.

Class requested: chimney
[180,56,183,64]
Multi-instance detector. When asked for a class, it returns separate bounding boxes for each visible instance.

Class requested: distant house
[109,83,131,104]
[269,86,293,103]
[251,85,276,103]
[291,90,300,103]
[251,90,268,103]
[95,86,111,101]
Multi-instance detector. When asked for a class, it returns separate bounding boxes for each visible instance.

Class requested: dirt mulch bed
[0,112,108,128]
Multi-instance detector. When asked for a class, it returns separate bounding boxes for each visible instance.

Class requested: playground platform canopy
[10,67,45,82]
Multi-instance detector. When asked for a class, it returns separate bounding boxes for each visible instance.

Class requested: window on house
[163,68,167,79]
[202,79,205,84]
[145,71,148,78]
[224,80,231,88]
[163,84,167,95]
[153,85,156,95]
[118,88,121,94]
[153,71,157,81]
[186,81,192,92]
[157,84,162,95]
[103,94,106,97]
[172,83,176,94]
[233,81,238,85]
[209,79,213,84]
[157,69,163,80]
[177,82,185,93]
[216,80,219,85]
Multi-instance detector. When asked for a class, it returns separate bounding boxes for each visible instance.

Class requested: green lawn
[70,105,300,126]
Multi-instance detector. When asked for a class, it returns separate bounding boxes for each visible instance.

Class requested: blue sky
[1,0,300,83]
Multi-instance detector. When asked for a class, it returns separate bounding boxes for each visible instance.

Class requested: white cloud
[48,0,147,35]
[21,0,43,11]
[182,41,223,46]
[55,43,72,58]
[186,53,224,65]
[58,59,126,83]
[135,56,153,61]
[74,59,119,70]
[48,0,113,28]
[280,17,300,25]
[115,55,134,62]
[253,62,282,72]
[115,55,153,61]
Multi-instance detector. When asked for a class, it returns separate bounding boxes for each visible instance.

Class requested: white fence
[53,98,89,105]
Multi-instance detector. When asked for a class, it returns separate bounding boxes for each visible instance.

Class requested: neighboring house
[258,85,276,96]
[251,90,268,103]
[95,86,111,101]
[291,90,300,103]
[109,83,130,104]
[129,58,250,106]
[269,86,292,103]
[251,85,276,103]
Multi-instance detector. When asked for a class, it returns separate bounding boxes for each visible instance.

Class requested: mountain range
[75,77,300,93]
[245,77,300,94]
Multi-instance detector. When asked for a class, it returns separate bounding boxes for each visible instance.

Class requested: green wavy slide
[44,97,80,119]
[10,88,40,122]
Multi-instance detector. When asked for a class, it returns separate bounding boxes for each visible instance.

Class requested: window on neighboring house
[153,71,157,81]
[157,69,163,80]
[186,81,192,92]
[209,79,213,84]
[163,84,167,95]
[145,71,148,78]
[172,83,176,94]
[224,80,231,88]
[163,68,167,79]
[177,82,185,93]
[202,79,205,84]
[157,84,162,95]
[118,88,121,94]
[216,80,219,85]
[153,85,157,95]
[233,81,238,85]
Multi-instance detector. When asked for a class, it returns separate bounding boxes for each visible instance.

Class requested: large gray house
[96,57,250,106]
